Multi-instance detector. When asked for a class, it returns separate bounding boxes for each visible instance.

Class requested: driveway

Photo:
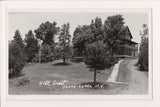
[118,59,148,95]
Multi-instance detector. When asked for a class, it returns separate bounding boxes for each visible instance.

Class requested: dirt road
[117,59,148,95]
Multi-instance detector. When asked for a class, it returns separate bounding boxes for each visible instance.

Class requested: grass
[9,60,128,95]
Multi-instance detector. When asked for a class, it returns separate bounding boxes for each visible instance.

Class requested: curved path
[118,59,148,94]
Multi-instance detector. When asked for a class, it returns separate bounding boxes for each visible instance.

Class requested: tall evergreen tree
[9,30,26,78]
[13,29,25,50]
[58,23,71,63]
[138,24,149,71]
[24,30,39,62]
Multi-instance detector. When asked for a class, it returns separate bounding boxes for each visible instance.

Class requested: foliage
[72,25,93,56]
[83,41,113,84]
[35,44,55,63]
[58,23,71,63]
[24,30,39,62]
[34,21,60,63]
[13,29,25,50]
[103,14,125,55]
[72,17,103,57]
[34,21,59,45]
[73,15,125,57]
[9,40,26,78]
[90,17,104,42]
[72,16,123,84]
[138,24,149,71]
[9,30,26,78]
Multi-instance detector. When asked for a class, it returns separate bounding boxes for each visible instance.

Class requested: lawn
[9,60,128,95]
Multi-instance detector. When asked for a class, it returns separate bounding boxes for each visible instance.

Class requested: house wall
[117,45,138,58]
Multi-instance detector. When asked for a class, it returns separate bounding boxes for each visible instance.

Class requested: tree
[34,21,59,45]
[103,14,125,55]
[13,29,25,50]
[34,21,59,62]
[9,30,26,78]
[9,40,26,78]
[138,24,149,71]
[58,23,71,63]
[24,30,39,62]
[72,17,103,57]
[72,25,93,56]
[83,41,112,86]
[39,44,53,62]
[90,17,104,42]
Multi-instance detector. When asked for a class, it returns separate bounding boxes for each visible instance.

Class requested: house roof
[122,26,133,39]
[121,38,138,44]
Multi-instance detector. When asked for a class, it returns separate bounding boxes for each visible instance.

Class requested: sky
[9,12,149,44]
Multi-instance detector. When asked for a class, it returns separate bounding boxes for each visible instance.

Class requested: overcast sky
[9,12,148,43]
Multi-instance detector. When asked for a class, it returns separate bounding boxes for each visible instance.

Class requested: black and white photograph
[7,9,151,97]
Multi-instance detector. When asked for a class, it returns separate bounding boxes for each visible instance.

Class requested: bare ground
[117,59,148,95]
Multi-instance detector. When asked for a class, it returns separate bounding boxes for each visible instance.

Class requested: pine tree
[58,23,71,63]
[13,29,25,50]
[24,30,39,62]
[9,30,26,78]
[138,24,149,71]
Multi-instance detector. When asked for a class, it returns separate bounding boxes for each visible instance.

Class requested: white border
[1,0,160,107]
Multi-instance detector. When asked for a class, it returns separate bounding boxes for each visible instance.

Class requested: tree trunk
[39,50,41,63]
[93,70,97,85]
[63,58,66,64]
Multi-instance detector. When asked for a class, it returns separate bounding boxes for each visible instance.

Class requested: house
[116,26,138,58]
[72,26,138,59]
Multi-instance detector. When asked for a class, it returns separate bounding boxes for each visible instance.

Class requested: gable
[124,26,133,40]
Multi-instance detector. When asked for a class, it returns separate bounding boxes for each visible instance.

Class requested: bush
[17,77,30,86]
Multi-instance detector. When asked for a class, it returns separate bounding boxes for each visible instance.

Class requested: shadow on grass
[9,73,25,79]
[138,69,148,72]
[70,59,83,63]
[53,62,72,66]
[78,82,109,90]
